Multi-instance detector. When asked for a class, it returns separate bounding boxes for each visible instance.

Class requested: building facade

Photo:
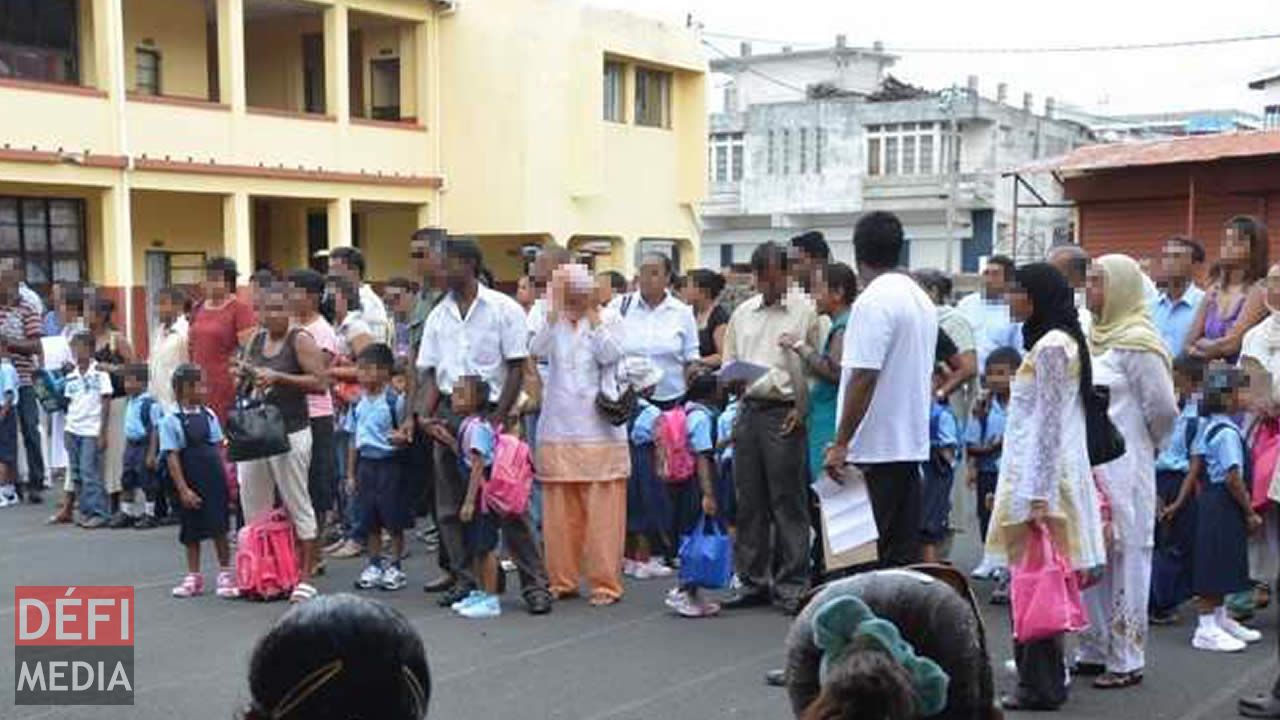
[1249,70,1280,130]
[702,40,1092,271]
[0,0,705,351]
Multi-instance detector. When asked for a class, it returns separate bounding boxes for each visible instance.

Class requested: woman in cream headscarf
[1075,254,1179,689]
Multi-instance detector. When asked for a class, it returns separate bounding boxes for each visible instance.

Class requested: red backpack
[655,407,696,483]
[235,509,300,601]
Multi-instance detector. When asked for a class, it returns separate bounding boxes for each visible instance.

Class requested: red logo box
[15,586,134,647]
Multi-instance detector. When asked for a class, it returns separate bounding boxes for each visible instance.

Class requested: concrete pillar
[325,5,350,120]
[328,197,353,248]
[101,183,135,339]
[217,0,247,111]
[416,203,433,230]
[222,192,252,284]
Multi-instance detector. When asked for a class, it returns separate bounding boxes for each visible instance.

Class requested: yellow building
[0,0,705,351]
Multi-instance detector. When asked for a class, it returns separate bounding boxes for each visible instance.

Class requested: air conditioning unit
[433,0,458,15]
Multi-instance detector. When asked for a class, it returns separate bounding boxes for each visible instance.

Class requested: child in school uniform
[1149,354,1206,625]
[63,331,114,529]
[921,368,960,564]
[1186,365,1263,653]
[448,374,503,619]
[622,358,674,580]
[715,393,739,527]
[966,347,1020,579]
[161,364,235,599]
[346,344,413,593]
[115,364,162,529]
[665,372,722,619]
[0,355,19,508]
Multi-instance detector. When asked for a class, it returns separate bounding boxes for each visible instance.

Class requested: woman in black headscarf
[982,263,1107,712]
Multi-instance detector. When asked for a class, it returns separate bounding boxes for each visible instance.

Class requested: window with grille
[0,0,79,84]
[782,129,791,174]
[767,130,775,174]
[0,197,86,294]
[816,128,825,174]
[1266,105,1280,130]
[135,47,160,95]
[866,122,949,176]
[603,60,625,122]
[710,132,746,182]
[635,67,672,128]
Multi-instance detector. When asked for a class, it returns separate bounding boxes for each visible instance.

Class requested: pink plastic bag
[1251,419,1280,511]
[1011,523,1088,643]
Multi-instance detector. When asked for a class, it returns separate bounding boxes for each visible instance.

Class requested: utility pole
[938,85,961,274]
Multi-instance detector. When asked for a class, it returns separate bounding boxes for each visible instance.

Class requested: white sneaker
[623,558,639,578]
[379,564,408,591]
[970,561,996,580]
[0,495,14,508]
[1220,616,1263,644]
[668,590,720,618]
[355,563,385,590]
[451,590,484,611]
[457,593,501,619]
[638,559,674,579]
[1193,625,1247,652]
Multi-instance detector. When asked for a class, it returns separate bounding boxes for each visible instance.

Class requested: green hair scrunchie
[812,595,951,717]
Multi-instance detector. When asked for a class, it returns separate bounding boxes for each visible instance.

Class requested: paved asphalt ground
[1,498,1278,719]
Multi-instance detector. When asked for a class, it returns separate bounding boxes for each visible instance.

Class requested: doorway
[370,58,400,121]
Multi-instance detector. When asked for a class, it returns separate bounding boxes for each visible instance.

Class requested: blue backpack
[34,368,69,413]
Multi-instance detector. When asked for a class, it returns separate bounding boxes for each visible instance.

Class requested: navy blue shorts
[356,457,410,533]
[0,407,16,467]
[121,439,156,492]
[919,461,954,544]
[464,510,499,556]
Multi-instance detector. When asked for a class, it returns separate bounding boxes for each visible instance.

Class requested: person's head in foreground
[244,593,430,720]
[786,568,998,720]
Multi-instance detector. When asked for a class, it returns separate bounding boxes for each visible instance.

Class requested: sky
[586,0,1278,117]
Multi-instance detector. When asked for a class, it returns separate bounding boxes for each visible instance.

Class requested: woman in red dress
[188,258,258,425]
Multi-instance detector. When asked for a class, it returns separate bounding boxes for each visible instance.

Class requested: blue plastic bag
[678,515,734,589]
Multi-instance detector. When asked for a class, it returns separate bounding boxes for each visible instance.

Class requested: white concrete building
[703,40,1094,270]
[1249,69,1280,129]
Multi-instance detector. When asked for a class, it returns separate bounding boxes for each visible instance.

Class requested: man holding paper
[720,242,821,615]
[825,211,938,568]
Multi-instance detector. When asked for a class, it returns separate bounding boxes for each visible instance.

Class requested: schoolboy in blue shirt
[115,364,164,529]
[1150,354,1204,624]
[345,343,413,593]
[921,381,959,564]
[965,347,1020,546]
[0,356,19,507]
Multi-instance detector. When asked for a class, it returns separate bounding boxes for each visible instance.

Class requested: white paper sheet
[41,335,71,371]
[814,470,879,556]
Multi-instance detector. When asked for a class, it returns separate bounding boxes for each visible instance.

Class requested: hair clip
[270,659,344,719]
[402,665,427,719]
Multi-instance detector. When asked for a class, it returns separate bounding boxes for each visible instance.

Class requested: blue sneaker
[458,593,501,619]
[451,590,483,612]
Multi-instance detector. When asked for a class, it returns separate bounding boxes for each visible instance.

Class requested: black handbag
[1085,385,1125,467]
[226,387,291,462]
[595,386,637,427]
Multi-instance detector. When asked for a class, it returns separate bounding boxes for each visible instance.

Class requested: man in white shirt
[826,211,938,567]
[330,246,391,345]
[955,255,1021,372]
[416,238,551,614]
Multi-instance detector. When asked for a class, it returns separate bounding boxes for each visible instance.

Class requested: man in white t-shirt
[825,211,937,567]
[330,246,392,345]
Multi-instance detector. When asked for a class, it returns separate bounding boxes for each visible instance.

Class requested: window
[866,122,948,176]
[135,48,160,95]
[0,0,79,84]
[816,128,825,174]
[635,67,671,128]
[799,129,808,174]
[719,244,733,268]
[782,129,791,174]
[0,197,85,293]
[370,58,401,120]
[302,33,325,114]
[714,144,728,182]
[1266,105,1280,130]
[603,60,625,122]
[767,130,775,174]
[731,137,744,181]
[710,132,745,183]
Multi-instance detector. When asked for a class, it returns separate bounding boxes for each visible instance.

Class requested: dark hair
[171,363,202,397]
[455,374,490,404]
[61,282,86,313]
[600,271,628,294]
[479,267,495,289]
[245,594,430,720]
[640,251,673,277]
[287,268,327,302]
[985,346,1023,372]
[1225,215,1270,284]
[69,330,94,349]
[801,637,916,720]
[206,257,239,289]
[750,241,790,274]
[686,370,720,406]
[853,212,904,270]
[1163,235,1206,265]
[688,269,726,298]
[386,277,418,294]
[94,296,116,322]
[821,263,858,304]
[250,269,277,287]
[791,231,831,262]
[157,286,188,307]
[1201,364,1246,416]
[986,255,1016,281]
[444,239,484,278]
[728,262,753,275]
[1172,353,1207,385]
[912,268,952,302]
[411,226,447,247]
[330,247,367,279]
[327,275,362,312]
[356,342,396,370]
[122,363,149,383]
[1046,245,1089,283]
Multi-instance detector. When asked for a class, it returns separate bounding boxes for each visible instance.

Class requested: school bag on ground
[655,407,696,483]
[235,508,300,601]
[484,423,535,518]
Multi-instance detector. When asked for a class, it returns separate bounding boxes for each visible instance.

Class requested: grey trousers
[732,402,811,601]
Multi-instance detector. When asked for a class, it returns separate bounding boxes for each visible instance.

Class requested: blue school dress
[1191,414,1251,597]
[0,361,18,467]
[1151,399,1199,614]
[920,401,958,544]
[715,399,738,523]
[159,407,230,546]
[626,400,669,538]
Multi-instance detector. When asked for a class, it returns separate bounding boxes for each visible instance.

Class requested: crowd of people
[8,208,1280,719]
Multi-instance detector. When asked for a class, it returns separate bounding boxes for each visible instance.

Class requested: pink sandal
[171,573,204,598]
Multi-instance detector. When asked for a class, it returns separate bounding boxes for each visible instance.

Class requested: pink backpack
[235,509,300,601]
[656,407,696,483]
[484,425,535,517]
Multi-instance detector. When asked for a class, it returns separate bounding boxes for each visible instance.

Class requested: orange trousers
[542,479,627,600]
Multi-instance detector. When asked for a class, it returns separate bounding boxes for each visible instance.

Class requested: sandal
[588,592,619,607]
[290,582,319,604]
[1093,671,1143,689]
[1256,582,1272,610]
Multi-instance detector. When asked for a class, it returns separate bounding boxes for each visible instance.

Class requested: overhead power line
[701,40,807,94]
[702,29,1280,55]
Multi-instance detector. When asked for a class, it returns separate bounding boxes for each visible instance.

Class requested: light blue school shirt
[1156,399,1200,473]
[342,390,406,459]
[1192,414,1245,485]
[631,399,661,445]
[717,400,739,463]
[964,397,1006,474]
[158,407,224,452]
[123,392,164,442]
[460,417,495,472]
[0,361,18,405]
[686,403,716,455]
[1150,285,1205,356]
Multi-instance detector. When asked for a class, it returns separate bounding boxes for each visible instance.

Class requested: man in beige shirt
[721,241,821,614]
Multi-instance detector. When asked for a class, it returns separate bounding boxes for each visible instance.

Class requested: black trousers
[863,462,923,568]
[1014,634,1067,709]
[732,402,810,601]
[17,386,43,491]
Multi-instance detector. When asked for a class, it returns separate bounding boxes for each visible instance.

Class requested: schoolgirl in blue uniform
[622,359,673,579]
[0,355,19,507]
[160,364,234,599]
[116,364,163,529]
[1188,365,1263,653]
